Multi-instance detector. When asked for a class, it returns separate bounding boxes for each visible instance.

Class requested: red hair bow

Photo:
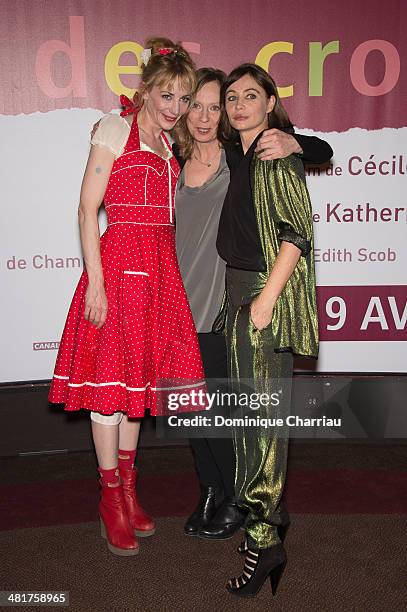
[158,47,175,55]
[120,94,136,117]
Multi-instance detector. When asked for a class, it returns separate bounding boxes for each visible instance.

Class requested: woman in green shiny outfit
[216,63,319,597]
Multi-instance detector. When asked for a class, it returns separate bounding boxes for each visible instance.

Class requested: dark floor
[1,442,406,611]
[2,441,406,485]
[1,515,406,612]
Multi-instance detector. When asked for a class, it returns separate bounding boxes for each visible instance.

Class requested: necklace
[193,145,221,167]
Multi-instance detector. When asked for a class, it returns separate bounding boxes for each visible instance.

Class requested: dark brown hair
[173,67,226,159]
[219,63,293,142]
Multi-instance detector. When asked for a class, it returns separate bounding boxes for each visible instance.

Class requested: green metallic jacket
[251,153,319,358]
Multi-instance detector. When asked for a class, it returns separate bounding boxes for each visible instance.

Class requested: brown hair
[219,63,293,142]
[134,37,196,107]
[173,67,226,159]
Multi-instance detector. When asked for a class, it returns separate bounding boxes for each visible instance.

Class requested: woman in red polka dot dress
[49,38,205,556]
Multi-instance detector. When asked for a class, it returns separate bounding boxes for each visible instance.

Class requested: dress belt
[108,221,175,227]
[105,203,172,208]
[106,203,174,227]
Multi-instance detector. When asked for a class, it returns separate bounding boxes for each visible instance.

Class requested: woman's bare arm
[78,145,115,328]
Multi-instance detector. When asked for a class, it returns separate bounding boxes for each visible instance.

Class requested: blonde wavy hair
[133,37,196,107]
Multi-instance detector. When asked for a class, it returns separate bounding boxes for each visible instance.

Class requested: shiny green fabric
[218,153,319,548]
[226,267,293,548]
[251,154,318,358]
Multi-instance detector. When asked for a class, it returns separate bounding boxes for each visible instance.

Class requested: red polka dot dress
[49,109,205,417]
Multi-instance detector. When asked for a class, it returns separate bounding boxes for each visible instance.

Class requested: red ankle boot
[119,467,156,537]
[99,482,139,556]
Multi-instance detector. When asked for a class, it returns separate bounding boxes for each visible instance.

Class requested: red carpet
[2,469,407,531]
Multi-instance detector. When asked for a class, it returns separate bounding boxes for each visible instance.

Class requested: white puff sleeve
[90,113,130,159]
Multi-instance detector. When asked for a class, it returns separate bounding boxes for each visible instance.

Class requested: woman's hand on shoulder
[90,113,130,140]
[90,119,101,139]
[250,295,274,330]
[255,129,302,161]
[84,283,108,328]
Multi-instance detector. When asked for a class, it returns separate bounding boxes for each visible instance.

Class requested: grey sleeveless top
[175,149,229,333]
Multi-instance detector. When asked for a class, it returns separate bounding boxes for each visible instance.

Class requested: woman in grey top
[173,68,333,539]
[174,69,234,538]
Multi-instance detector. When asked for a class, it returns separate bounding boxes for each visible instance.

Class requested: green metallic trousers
[226,267,293,549]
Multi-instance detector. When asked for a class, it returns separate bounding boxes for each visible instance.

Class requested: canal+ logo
[33,341,60,351]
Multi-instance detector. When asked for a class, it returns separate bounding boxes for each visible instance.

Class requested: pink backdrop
[0,0,406,380]
[1,0,406,129]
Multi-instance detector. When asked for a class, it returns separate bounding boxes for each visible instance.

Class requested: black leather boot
[198,496,248,539]
[184,486,221,536]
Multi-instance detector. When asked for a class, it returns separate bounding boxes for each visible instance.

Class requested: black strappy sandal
[227,543,287,598]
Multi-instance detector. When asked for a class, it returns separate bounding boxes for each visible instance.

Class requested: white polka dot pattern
[49,111,205,417]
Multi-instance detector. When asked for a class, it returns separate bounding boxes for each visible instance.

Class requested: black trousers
[189,332,235,496]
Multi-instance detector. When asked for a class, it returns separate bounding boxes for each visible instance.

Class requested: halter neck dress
[49,109,205,417]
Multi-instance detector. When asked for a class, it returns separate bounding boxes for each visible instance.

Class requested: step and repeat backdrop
[1,0,406,382]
